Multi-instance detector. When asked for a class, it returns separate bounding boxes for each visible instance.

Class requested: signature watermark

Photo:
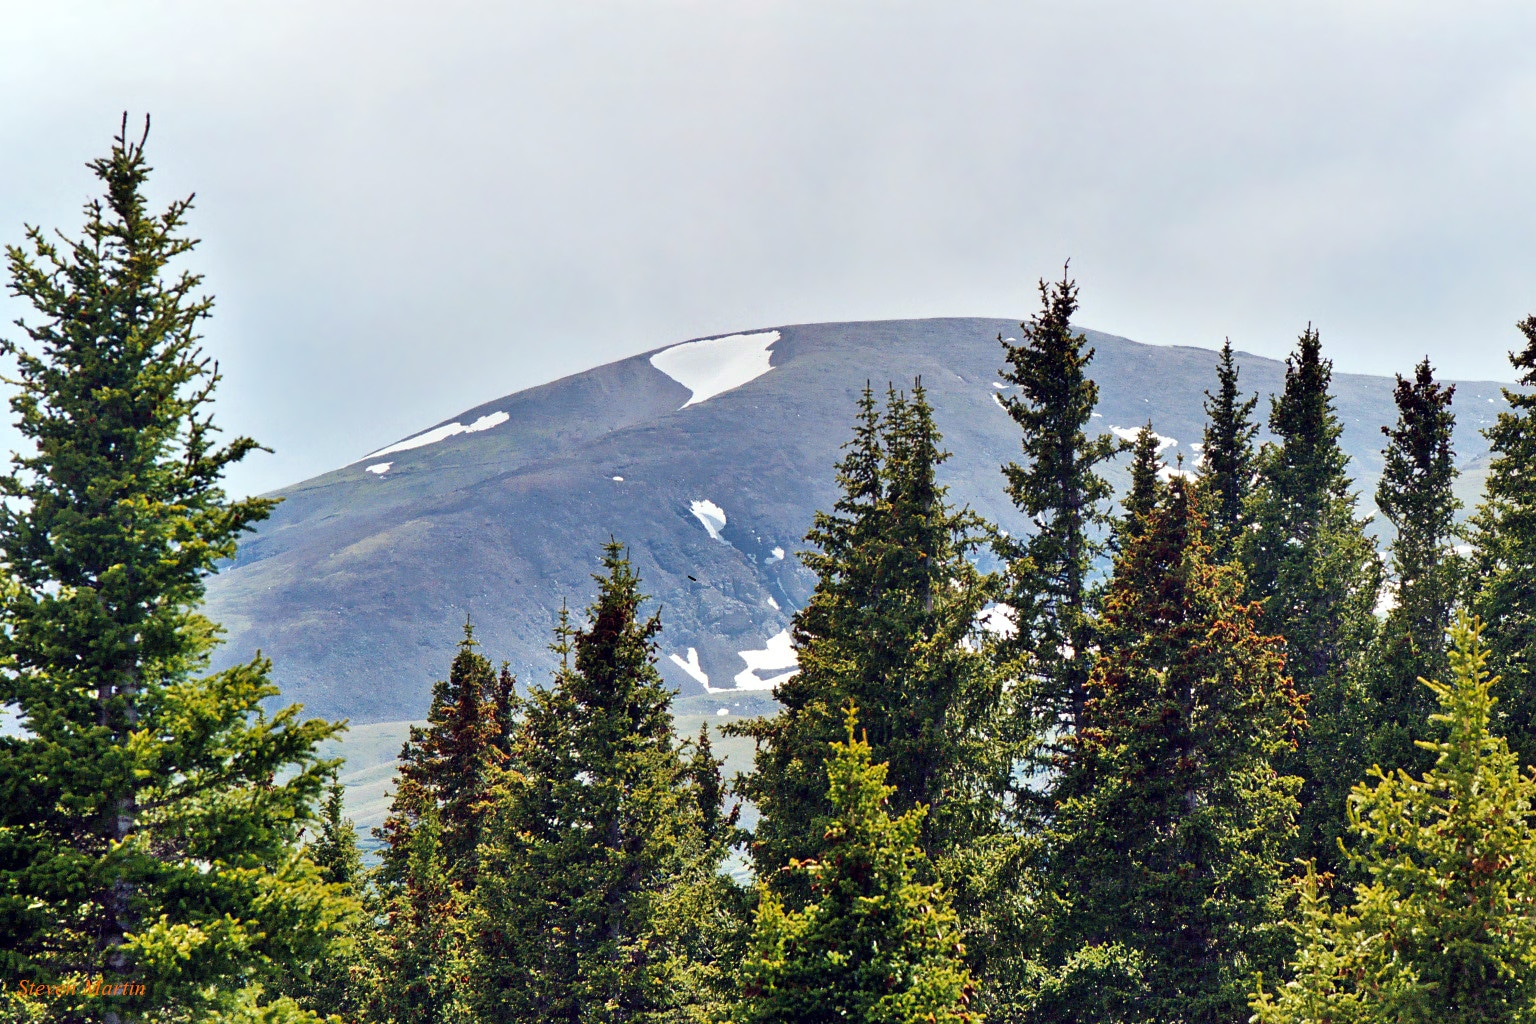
[6,977,147,999]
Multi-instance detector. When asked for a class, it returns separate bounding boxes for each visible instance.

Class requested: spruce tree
[1115,421,1166,549]
[1242,325,1381,869]
[367,623,511,1022]
[1469,316,1536,770]
[0,119,351,1022]
[468,544,733,1023]
[1252,616,1536,1024]
[735,706,981,1024]
[1367,358,1460,777]
[1200,338,1260,563]
[733,382,1007,884]
[1038,480,1304,1024]
[997,269,1122,735]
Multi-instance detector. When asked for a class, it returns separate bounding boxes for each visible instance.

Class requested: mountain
[206,318,1511,726]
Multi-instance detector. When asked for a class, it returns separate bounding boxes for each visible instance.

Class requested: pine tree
[0,119,352,1022]
[1242,325,1381,869]
[1037,480,1304,1024]
[367,622,513,1023]
[997,268,1123,735]
[468,544,732,1023]
[1252,616,1536,1024]
[733,382,1007,885]
[1115,421,1166,549]
[735,706,981,1024]
[1200,338,1260,563]
[1469,316,1536,770]
[1367,358,1460,777]
[381,621,509,886]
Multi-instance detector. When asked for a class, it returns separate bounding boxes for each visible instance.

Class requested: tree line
[5,127,1536,1024]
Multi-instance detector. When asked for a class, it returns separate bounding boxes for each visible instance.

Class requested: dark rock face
[206,318,1510,724]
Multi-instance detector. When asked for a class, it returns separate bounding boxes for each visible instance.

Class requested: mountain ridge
[206,317,1512,724]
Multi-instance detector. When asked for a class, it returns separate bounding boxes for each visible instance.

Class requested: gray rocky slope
[205,318,1512,725]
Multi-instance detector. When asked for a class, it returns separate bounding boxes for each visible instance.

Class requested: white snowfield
[690,499,727,541]
[650,331,781,409]
[366,462,392,475]
[765,545,786,564]
[364,410,510,460]
[733,629,800,690]
[1110,425,1177,451]
[668,648,711,688]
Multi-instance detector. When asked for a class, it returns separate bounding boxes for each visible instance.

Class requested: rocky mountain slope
[205,318,1512,725]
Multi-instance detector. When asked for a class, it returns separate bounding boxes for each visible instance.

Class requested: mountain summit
[206,318,1509,724]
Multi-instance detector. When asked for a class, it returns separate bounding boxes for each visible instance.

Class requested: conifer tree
[1367,358,1460,777]
[1242,325,1381,868]
[1252,616,1536,1024]
[381,621,508,886]
[1038,480,1304,1024]
[1200,338,1260,563]
[733,382,1007,884]
[0,119,352,1022]
[1469,316,1536,769]
[735,706,981,1024]
[1115,421,1166,549]
[997,269,1122,734]
[469,545,733,1023]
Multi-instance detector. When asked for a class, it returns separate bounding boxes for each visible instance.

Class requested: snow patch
[734,629,799,690]
[1158,465,1199,482]
[612,476,624,482]
[366,462,392,475]
[669,648,710,688]
[1110,425,1177,451]
[365,410,510,460]
[716,708,730,717]
[690,500,727,541]
[650,330,781,409]
[767,596,780,610]
[765,545,786,564]
[993,394,1009,411]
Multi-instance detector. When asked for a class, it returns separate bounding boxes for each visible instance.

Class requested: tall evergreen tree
[997,269,1123,734]
[1037,480,1304,1024]
[1242,325,1381,869]
[733,382,1007,884]
[380,621,509,886]
[1115,421,1166,549]
[1253,616,1536,1024]
[735,706,981,1024]
[0,119,352,1023]
[1469,316,1536,770]
[1200,338,1260,563]
[469,545,734,1023]
[367,622,512,1023]
[1367,358,1460,777]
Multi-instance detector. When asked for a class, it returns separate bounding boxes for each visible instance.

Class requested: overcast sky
[3,2,1534,496]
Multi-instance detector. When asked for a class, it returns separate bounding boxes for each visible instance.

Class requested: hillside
[206,318,1512,728]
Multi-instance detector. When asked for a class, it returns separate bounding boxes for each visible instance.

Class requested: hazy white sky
[3,2,1534,495]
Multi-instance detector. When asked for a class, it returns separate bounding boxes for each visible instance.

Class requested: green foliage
[1200,338,1260,563]
[0,119,351,1022]
[1116,421,1167,550]
[1469,316,1536,770]
[1241,325,1381,870]
[1252,616,1536,1024]
[467,544,737,1023]
[1367,358,1461,778]
[362,623,513,1022]
[1039,481,1304,1024]
[733,382,1009,884]
[735,706,981,1024]
[997,269,1123,734]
